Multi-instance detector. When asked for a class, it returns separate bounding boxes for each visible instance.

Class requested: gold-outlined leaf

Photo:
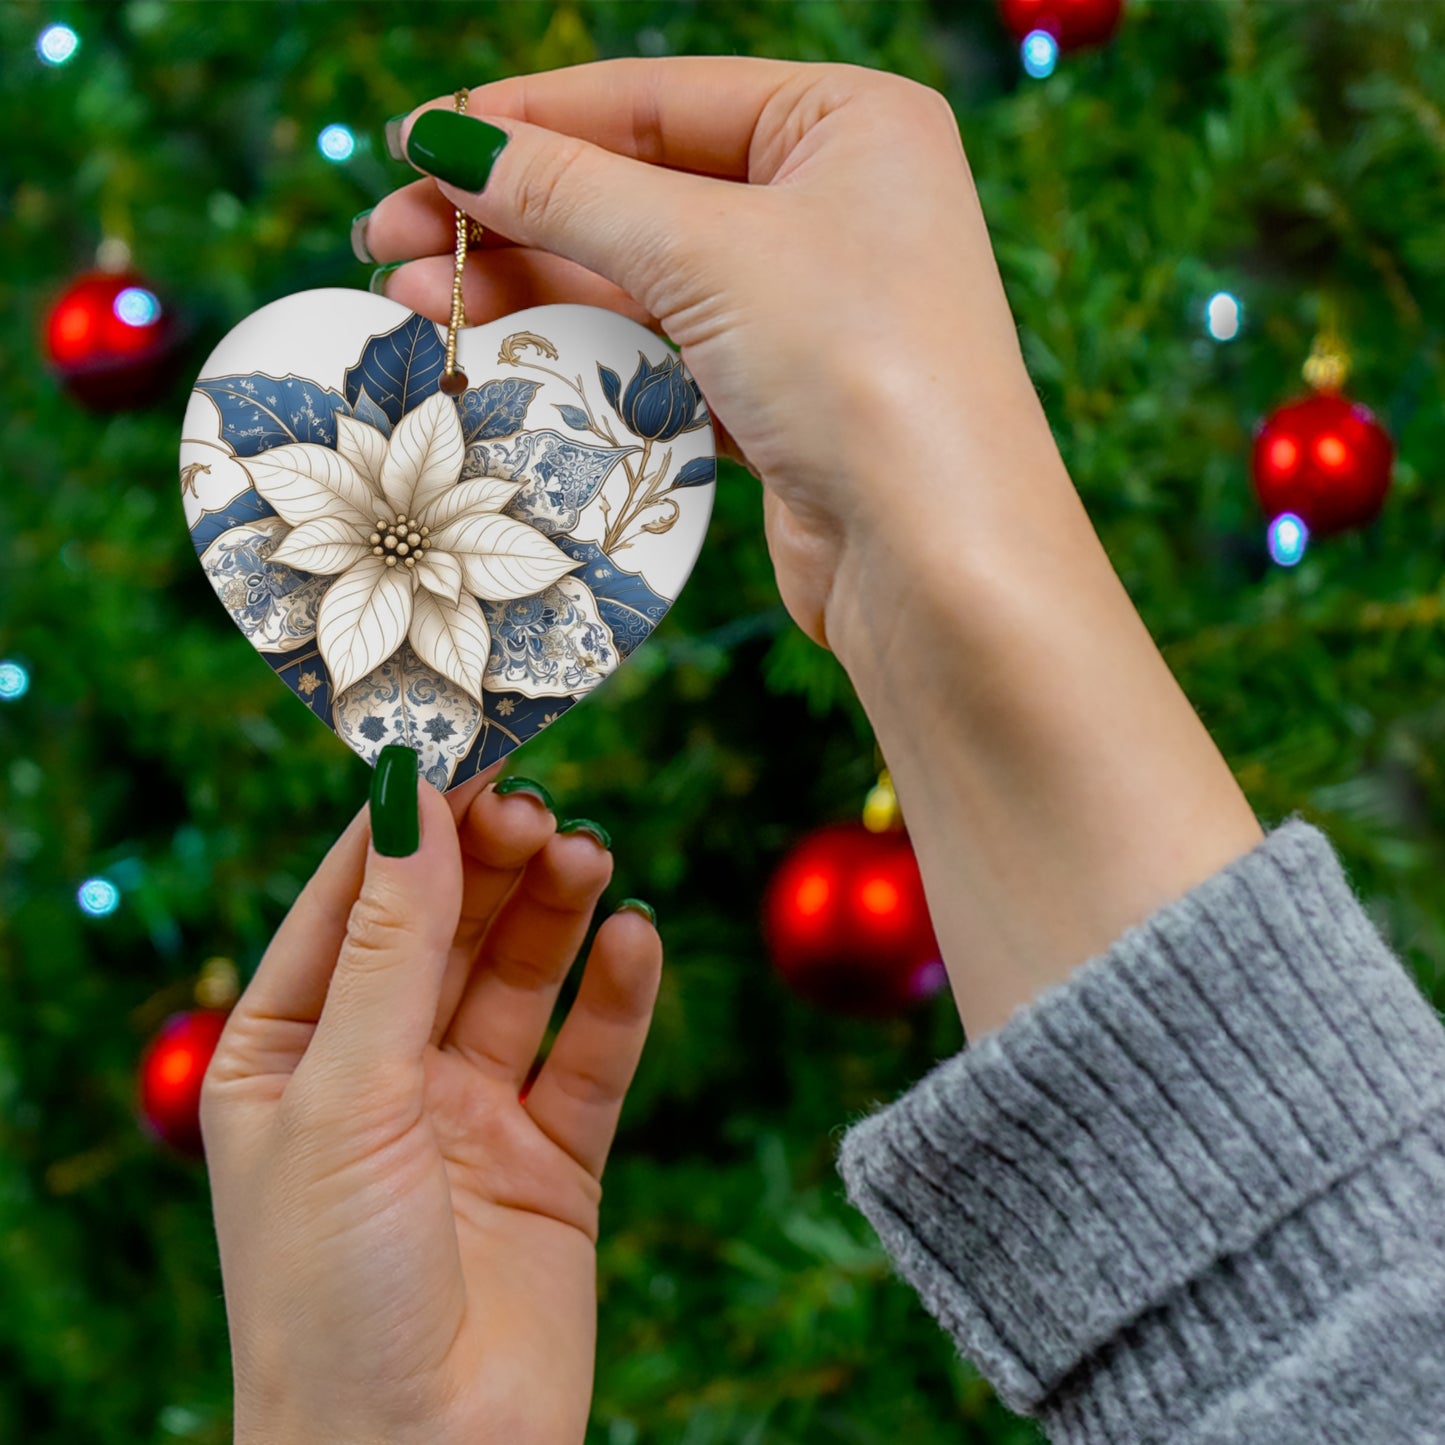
[249,444,376,527]
[416,550,463,605]
[380,392,466,518]
[421,477,523,530]
[335,414,389,490]
[269,516,373,575]
[315,556,413,697]
[433,513,581,602]
[407,589,491,702]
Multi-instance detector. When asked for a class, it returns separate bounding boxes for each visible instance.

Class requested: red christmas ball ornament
[44,269,181,410]
[998,0,1124,50]
[137,1008,230,1157]
[764,822,945,1017]
[1251,391,1394,537]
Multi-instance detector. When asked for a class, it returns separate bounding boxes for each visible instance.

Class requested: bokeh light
[1205,291,1242,341]
[1267,512,1309,567]
[317,124,356,162]
[0,660,29,701]
[77,878,121,917]
[37,24,79,66]
[113,287,162,328]
[1021,30,1059,79]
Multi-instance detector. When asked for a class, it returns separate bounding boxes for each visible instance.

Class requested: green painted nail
[558,818,612,850]
[494,775,555,812]
[370,745,420,857]
[350,208,375,264]
[384,113,409,162]
[617,898,656,926]
[405,109,509,192]
[369,261,404,296]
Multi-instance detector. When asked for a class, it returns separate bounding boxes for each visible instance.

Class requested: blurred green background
[3,1,1444,1441]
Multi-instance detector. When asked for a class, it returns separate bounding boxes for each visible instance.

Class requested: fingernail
[404,109,509,192]
[558,818,612,850]
[384,113,409,162]
[350,208,375,264]
[493,775,555,812]
[369,261,404,296]
[616,898,656,926]
[370,745,420,857]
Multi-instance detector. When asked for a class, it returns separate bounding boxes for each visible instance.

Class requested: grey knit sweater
[835,820,1445,1443]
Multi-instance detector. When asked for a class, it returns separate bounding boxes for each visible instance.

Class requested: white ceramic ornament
[179,290,715,791]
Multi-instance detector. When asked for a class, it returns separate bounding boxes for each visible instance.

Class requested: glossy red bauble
[1251,392,1394,537]
[44,270,181,410]
[763,823,945,1017]
[137,1009,230,1157]
[998,0,1125,49]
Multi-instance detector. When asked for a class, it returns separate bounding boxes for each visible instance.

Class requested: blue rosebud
[616,351,704,441]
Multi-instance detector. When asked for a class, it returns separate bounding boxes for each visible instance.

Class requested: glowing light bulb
[1021,30,1059,79]
[37,24,79,66]
[0,660,29,700]
[1205,291,1242,341]
[78,877,121,917]
[1267,512,1308,567]
[318,124,356,162]
[114,287,161,328]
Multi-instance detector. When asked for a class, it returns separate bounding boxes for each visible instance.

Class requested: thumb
[395,105,740,321]
[302,746,463,1089]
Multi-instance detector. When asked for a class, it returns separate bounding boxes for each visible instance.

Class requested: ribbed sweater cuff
[835,820,1445,1427]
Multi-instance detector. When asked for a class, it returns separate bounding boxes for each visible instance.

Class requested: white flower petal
[416,550,463,605]
[248,444,375,527]
[380,392,466,519]
[407,588,491,703]
[334,414,389,493]
[268,517,373,575]
[420,477,524,530]
[431,513,581,602]
[315,556,414,698]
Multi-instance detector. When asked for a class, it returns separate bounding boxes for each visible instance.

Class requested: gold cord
[440,88,477,395]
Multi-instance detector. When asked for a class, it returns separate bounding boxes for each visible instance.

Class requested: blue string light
[1267,512,1309,567]
[1021,30,1059,79]
[0,660,28,701]
[77,878,121,917]
[317,124,356,162]
[1205,291,1243,342]
[114,287,162,327]
[37,24,79,66]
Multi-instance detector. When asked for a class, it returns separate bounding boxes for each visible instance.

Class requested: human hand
[201,753,661,1445]
[359,56,1053,656]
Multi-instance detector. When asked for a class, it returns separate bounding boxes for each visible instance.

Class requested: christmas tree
[3,3,1444,1441]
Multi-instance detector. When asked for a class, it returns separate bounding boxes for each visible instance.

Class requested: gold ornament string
[439,88,479,396]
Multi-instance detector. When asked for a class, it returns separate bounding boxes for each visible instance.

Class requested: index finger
[420,55,812,183]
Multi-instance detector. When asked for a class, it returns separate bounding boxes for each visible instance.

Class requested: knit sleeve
[835,820,1445,1443]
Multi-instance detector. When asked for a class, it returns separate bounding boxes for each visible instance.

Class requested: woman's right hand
[360,57,1061,658]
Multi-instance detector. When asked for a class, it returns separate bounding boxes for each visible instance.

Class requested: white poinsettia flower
[246,392,581,702]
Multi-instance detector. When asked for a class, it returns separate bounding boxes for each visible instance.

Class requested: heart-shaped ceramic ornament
[179,290,715,791]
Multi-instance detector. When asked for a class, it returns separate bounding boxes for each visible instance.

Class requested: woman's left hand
[201,763,661,1445]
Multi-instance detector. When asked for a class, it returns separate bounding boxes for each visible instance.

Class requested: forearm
[825,379,1261,1039]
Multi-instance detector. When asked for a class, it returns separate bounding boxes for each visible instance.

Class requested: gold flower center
[370,514,433,570]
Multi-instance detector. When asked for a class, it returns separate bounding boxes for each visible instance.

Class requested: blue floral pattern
[184,303,712,790]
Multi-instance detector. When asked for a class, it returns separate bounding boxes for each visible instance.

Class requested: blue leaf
[555,537,669,659]
[344,314,446,426]
[194,374,350,456]
[351,385,393,437]
[672,456,716,489]
[554,403,590,431]
[458,377,539,443]
[598,364,621,414]
[187,488,278,554]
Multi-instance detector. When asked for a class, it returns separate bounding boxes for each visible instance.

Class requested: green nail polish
[405,109,509,192]
[370,745,420,857]
[369,261,404,296]
[384,113,409,162]
[350,208,375,264]
[617,898,656,926]
[558,818,612,850]
[494,775,555,812]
